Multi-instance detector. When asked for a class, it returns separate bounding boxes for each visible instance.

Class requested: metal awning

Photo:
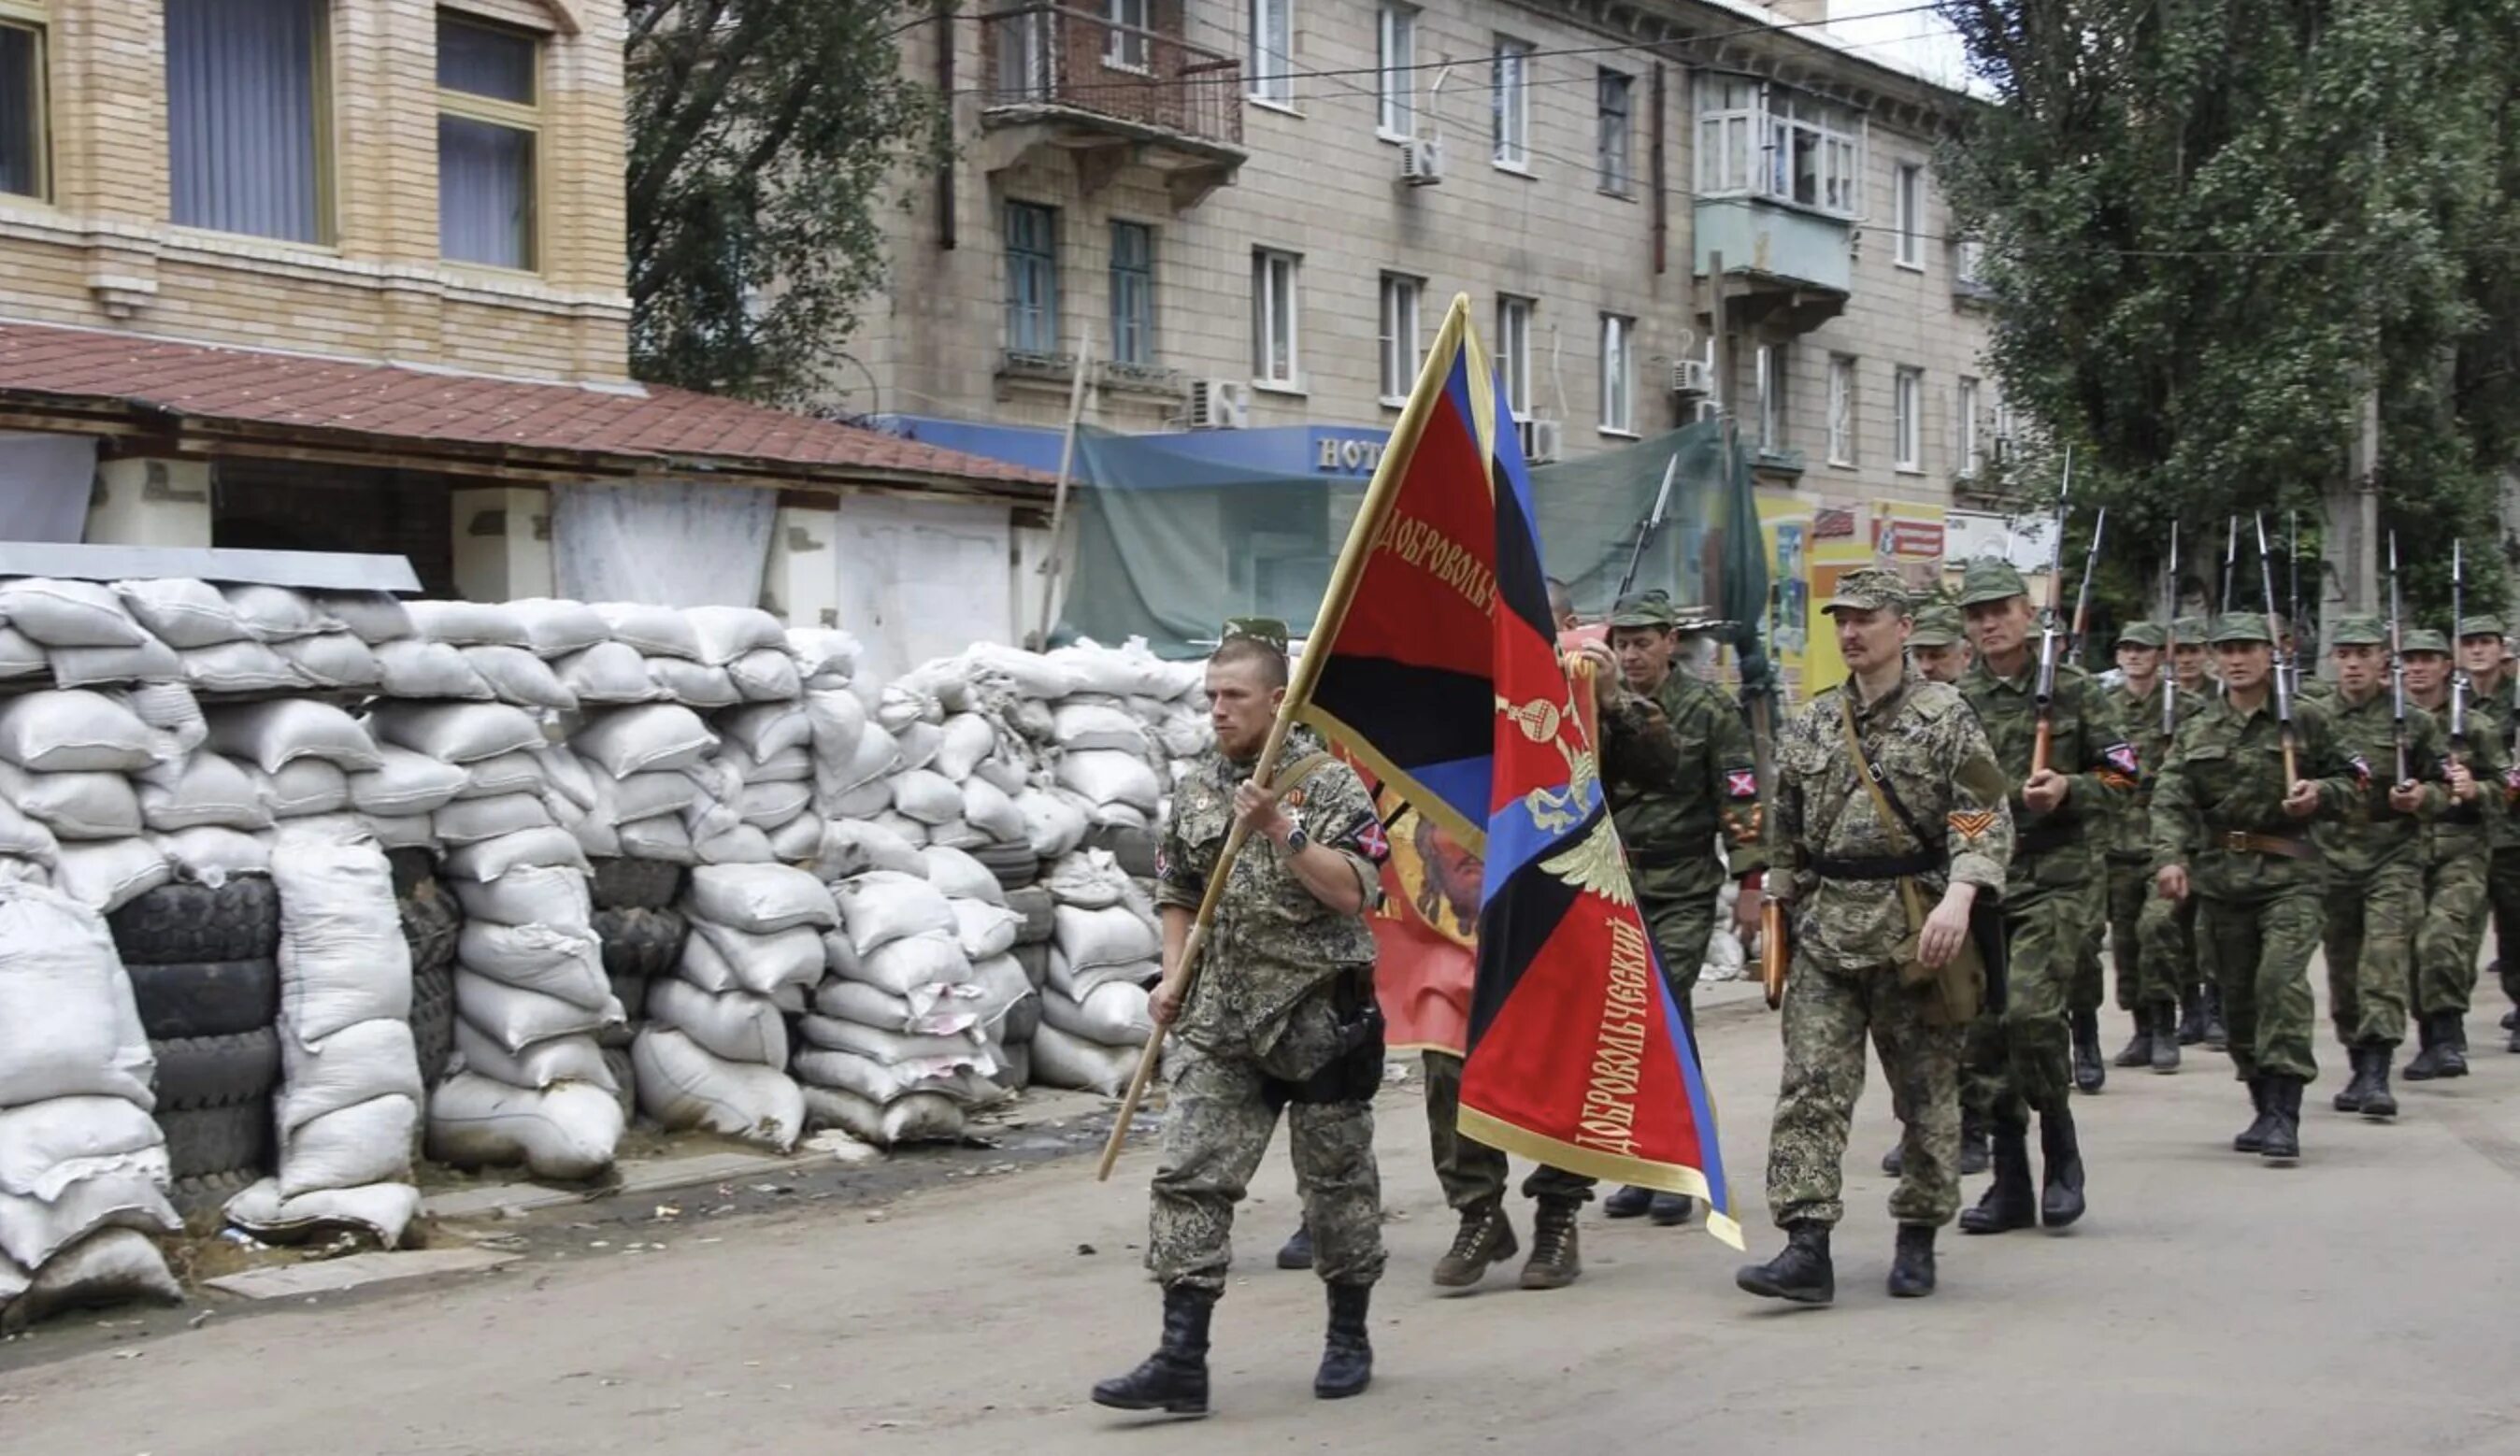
[0,543,422,592]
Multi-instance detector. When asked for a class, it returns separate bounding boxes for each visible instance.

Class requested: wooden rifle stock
[1760,897,1788,1009]
[2031,718,2055,779]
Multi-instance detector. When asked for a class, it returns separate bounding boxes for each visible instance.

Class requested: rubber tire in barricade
[107,878,281,965]
[590,857,682,913]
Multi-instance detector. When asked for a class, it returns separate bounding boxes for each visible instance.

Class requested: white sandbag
[222,584,333,642]
[834,872,955,954]
[208,700,382,774]
[456,921,609,1007]
[973,756,1029,797]
[646,656,739,708]
[507,599,610,658]
[813,978,982,1036]
[111,578,247,648]
[921,845,1007,906]
[434,792,555,846]
[277,1017,423,1135]
[343,747,465,818]
[222,1180,420,1249]
[0,1172,177,1272]
[368,701,543,764]
[720,703,812,764]
[1046,640,1180,700]
[811,819,924,880]
[362,813,436,851]
[592,602,702,660]
[0,797,58,864]
[1019,789,1092,861]
[374,638,494,700]
[876,683,942,735]
[615,815,695,865]
[50,838,173,913]
[551,641,656,705]
[892,721,944,775]
[309,591,416,647]
[852,931,973,998]
[442,826,591,881]
[684,863,838,933]
[1157,708,1212,760]
[424,1073,623,1180]
[800,1085,959,1148]
[454,970,616,1052]
[49,636,183,688]
[262,758,351,819]
[463,645,579,711]
[1056,750,1163,814]
[1029,1021,1141,1096]
[684,606,785,664]
[891,769,963,826]
[786,628,862,683]
[276,632,382,690]
[768,813,821,863]
[0,691,156,774]
[791,1047,980,1106]
[1095,801,1152,832]
[831,780,897,822]
[964,642,1081,700]
[0,1098,164,1203]
[451,864,592,928]
[737,780,811,829]
[123,681,207,750]
[532,746,597,813]
[573,704,715,778]
[456,750,544,801]
[805,685,869,764]
[154,826,272,886]
[694,823,777,864]
[798,1012,991,1068]
[631,1026,803,1150]
[823,724,897,803]
[450,1020,615,1092]
[0,625,44,678]
[0,579,147,649]
[278,1093,416,1198]
[1042,980,1155,1048]
[272,824,411,1041]
[179,640,299,694]
[923,818,989,852]
[1046,849,1134,910]
[1052,702,1150,754]
[680,919,826,996]
[953,900,1021,962]
[646,978,788,1066]
[962,778,1024,845]
[138,751,272,832]
[724,741,812,784]
[729,648,801,702]
[405,598,527,649]
[966,951,1033,1023]
[931,715,997,782]
[0,764,141,840]
[590,765,700,824]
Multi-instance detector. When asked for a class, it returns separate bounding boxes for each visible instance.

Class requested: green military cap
[2457,613,2508,640]
[1220,617,1290,653]
[1955,558,2029,607]
[1822,566,1913,617]
[1907,604,1965,648]
[2170,615,2209,645]
[2328,614,2386,647]
[2209,611,2275,646]
[2401,627,2452,656]
[2115,621,2168,649]
[1608,590,1677,630]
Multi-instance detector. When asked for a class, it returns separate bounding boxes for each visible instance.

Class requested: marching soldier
[2400,630,2507,1079]
[1908,604,1973,685]
[2151,613,2362,1162]
[2454,614,2520,1052]
[1738,568,2012,1305]
[2166,614,2223,1050]
[1954,561,2135,1234]
[2100,621,2204,1073]
[1095,620,1392,1416]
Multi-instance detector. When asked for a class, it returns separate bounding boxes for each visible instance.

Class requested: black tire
[594,906,687,980]
[152,1027,281,1113]
[410,954,456,1089]
[979,850,1041,892]
[1086,824,1160,878]
[399,877,462,978]
[123,957,280,1041]
[107,878,280,964]
[159,1102,274,1180]
[1005,887,1056,946]
[608,970,649,1024]
[167,1168,259,1222]
[386,848,437,899]
[590,857,682,911]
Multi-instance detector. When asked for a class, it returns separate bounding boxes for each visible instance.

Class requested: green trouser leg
[2416,850,2493,1018]
[2323,860,2417,1049]
[2069,874,2110,1017]
[2136,889,2195,1012]
[1423,1050,1593,1206]
[1766,950,1964,1231]
[1964,889,2074,1123]
[2491,849,2520,1007]
[2197,887,2321,1083]
[2105,857,2158,1014]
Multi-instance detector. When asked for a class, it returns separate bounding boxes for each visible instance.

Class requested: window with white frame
[1253,249,1300,386]
[1826,354,1856,465]
[1492,36,1530,168]
[1249,0,1292,106]
[1756,344,1787,452]
[1956,376,1981,476]
[1697,75,1755,195]
[1105,0,1150,70]
[1110,221,1155,365]
[1496,294,1534,419]
[1894,365,1924,471]
[1378,273,1423,402]
[1955,236,1987,287]
[1894,163,1924,267]
[165,0,327,243]
[0,9,46,201]
[1697,74,1863,218]
[1600,315,1635,435]
[1004,201,1059,355]
[1597,69,1633,194]
[1377,5,1415,138]
[438,14,542,271]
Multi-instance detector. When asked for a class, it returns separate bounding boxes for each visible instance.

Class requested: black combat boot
[1735,1221,1835,1306]
[2039,1104,2087,1228]
[1092,1285,1214,1416]
[1880,1143,1905,1177]
[2259,1076,2303,1163]
[2434,1011,2470,1078]
[1959,1117,2037,1235]
[2201,987,2228,1051]
[2151,1006,2182,1074]
[1277,1221,1314,1271]
[2176,992,2208,1047]
[1518,1197,1582,1292]
[2112,1012,2155,1069]
[1431,1203,1517,1289]
[2507,1020,2520,1054]
[1313,1284,1373,1399]
[2359,1043,2398,1120]
[1885,1224,1937,1298]
[2232,1077,2274,1153]
[1648,1192,1696,1226]
[2071,1010,2106,1093]
[2503,1005,2518,1031]
[2405,1013,2445,1080]
[2333,1045,2373,1113]
[1958,1110,1991,1176]
[1602,1184,1654,1219]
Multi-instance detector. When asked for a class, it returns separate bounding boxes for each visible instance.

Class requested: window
[1697,76,1756,195]
[1253,249,1300,386]
[1496,295,1534,419]
[1105,0,1150,70]
[0,14,44,201]
[1600,315,1635,435]
[1826,354,1856,465]
[1377,5,1416,138]
[1249,0,1292,107]
[1756,344,1787,452]
[1957,376,1981,476]
[1894,365,1924,472]
[437,15,540,271]
[1110,221,1155,366]
[1492,37,1530,168]
[1004,202,1059,355]
[1596,70,1633,195]
[165,0,326,243]
[1378,273,1423,403]
[1697,75,1863,218]
[1894,163,1924,268]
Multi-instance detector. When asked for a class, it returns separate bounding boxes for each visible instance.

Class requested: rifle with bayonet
[2388,531,2411,786]
[2163,525,2182,739]
[1616,453,1682,601]
[2453,539,2472,764]
[2069,506,2107,662]
[2221,517,2240,618]
[2255,514,2300,787]
[2032,448,2075,777]
[2286,508,2305,696]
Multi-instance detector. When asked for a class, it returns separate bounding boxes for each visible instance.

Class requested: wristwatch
[1282,825,1311,855]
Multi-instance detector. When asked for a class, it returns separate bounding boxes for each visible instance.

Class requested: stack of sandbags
[0,883,183,1329]
[919,846,1035,1090]
[563,692,720,869]
[0,688,176,912]
[795,867,1002,1147]
[1032,849,1161,1096]
[1044,637,1205,832]
[584,857,688,1115]
[224,821,425,1249]
[631,864,820,1151]
[999,879,1057,1090]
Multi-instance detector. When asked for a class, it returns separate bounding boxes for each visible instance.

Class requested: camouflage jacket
[2313,686,2446,878]
[1599,667,1768,904]
[2109,676,2211,861]
[2465,679,2520,850]
[2419,697,2510,863]
[1959,657,2137,904]
[1155,725,1388,1054]
[2149,694,2361,902]
[1772,670,2012,973]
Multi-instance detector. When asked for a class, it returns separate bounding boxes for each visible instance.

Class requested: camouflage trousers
[2195,886,2322,1081]
[2493,848,2520,1007]
[2069,871,2114,1016]
[2137,887,2199,1008]
[1639,888,1722,1048]
[2077,857,2170,1015]
[2322,859,2419,1048]
[2415,849,2493,1018]
[1964,884,2076,1124]
[1421,1050,1593,1209]
[1766,952,1964,1230]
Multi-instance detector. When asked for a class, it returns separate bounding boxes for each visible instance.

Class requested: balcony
[1694,197,1851,335]
[978,7,1247,210]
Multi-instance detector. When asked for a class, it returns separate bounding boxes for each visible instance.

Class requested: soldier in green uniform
[1737,568,2013,1306]
[2165,615,2224,1049]
[1094,621,1392,1416]
[1582,592,1768,1233]
[1954,561,2136,1234]
[1909,604,1973,685]
[2150,613,2363,1162]
[2401,630,2506,1079]
[2316,615,2446,1120]
[2455,615,2520,1053]
[2100,621,2205,1073]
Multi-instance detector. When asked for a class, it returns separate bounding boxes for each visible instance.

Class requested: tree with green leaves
[625,1,947,407]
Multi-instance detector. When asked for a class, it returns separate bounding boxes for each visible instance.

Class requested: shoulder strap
[1272,751,1335,797]
[1839,692,1938,855]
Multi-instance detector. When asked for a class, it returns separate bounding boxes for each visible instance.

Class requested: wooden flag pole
[1094,295,1481,1182]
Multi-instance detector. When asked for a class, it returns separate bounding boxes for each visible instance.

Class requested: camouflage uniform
[2454,617,2520,1037]
[2092,625,2208,1030]
[2410,632,2509,1071]
[2313,617,2443,1055]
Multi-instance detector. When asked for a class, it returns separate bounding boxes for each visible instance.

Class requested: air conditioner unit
[1522,416,1563,464]
[1400,136,1445,186]
[1693,399,1724,425]
[1669,358,1711,396]
[1189,378,1251,430]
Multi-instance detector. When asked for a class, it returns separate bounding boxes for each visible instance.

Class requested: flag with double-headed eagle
[1291,293,1738,1248]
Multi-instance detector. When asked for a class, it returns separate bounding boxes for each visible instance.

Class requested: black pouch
[1970,896,2010,1017]
[1264,973,1386,1109]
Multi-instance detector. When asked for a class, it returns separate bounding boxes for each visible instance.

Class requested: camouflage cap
[2457,613,2508,640]
[2209,611,2275,646]
[1956,558,2030,607]
[2170,615,2210,646]
[1220,617,1290,653]
[1907,604,1965,647]
[2115,621,2168,649]
[1822,566,1913,617]
[2329,614,2387,647]
[1608,590,1677,630]
[2401,627,2452,656]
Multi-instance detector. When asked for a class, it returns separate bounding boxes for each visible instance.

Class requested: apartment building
[858,0,2003,516]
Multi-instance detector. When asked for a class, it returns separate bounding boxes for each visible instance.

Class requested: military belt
[1810,850,1943,881]
[2014,821,2076,858]
[2212,831,2315,861]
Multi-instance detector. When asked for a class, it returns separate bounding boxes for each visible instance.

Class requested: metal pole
[1033,328,1095,649]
